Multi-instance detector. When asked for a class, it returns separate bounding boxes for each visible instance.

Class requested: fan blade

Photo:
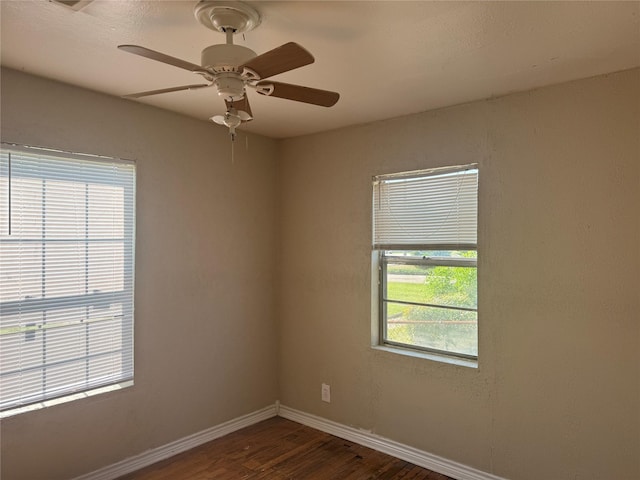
[122,84,209,99]
[225,96,253,120]
[118,45,205,73]
[256,81,339,107]
[241,42,314,80]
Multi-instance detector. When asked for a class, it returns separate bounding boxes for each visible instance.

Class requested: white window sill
[372,345,478,369]
[0,380,134,419]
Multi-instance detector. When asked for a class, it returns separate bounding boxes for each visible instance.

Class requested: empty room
[0,1,638,480]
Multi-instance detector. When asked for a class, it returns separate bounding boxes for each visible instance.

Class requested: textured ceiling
[1,0,639,138]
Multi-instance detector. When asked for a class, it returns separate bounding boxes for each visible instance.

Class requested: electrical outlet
[321,383,331,403]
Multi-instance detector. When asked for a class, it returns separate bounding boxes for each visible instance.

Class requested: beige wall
[0,68,280,480]
[278,68,640,479]
[1,67,639,480]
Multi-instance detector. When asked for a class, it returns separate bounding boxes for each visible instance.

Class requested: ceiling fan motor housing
[201,44,256,72]
[201,44,257,100]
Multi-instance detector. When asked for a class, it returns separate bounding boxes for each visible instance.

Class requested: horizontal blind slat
[373,166,477,247]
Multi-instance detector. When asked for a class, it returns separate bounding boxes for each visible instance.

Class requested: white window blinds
[0,144,135,412]
[373,165,478,250]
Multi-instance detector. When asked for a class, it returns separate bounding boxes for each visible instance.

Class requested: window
[0,144,135,413]
[373,165,478,360]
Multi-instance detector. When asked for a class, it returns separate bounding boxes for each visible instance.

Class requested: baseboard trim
[72,404,278,480]
[73,402,505,480]
[278,405,506,480]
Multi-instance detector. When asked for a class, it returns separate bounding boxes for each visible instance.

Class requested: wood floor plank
[116,417,455,480]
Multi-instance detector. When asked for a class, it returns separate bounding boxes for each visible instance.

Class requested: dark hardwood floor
[116,416,454,479]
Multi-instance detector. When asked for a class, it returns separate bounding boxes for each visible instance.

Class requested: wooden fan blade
[257,81,339,107]
[123,84,209,99]
[118,45,205,73]
[241,42,314,80]
[225,96,253,120]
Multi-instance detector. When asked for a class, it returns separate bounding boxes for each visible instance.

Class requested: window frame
[0,143,136,415]
[378,250,478,361]
[372,164,478,362]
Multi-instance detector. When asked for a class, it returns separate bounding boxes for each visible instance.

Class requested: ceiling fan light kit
[118,0,339,141]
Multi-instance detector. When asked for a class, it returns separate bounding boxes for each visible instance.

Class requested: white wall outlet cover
[321,383,331,403]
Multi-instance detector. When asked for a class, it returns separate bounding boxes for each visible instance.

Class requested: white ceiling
[1,0,639,139]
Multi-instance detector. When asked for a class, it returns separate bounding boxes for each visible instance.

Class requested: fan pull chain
[231,134,235,164]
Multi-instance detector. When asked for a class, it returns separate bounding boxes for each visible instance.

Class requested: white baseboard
[73,402,505,480]
[278,405,507,480]
[72,404,278,480]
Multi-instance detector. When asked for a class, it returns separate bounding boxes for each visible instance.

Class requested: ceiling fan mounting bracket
[241,67,260,82]
[194,1,261,34]
[255,83,274,96]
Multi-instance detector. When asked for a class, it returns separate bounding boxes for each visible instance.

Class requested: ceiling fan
[118,0,340,140]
